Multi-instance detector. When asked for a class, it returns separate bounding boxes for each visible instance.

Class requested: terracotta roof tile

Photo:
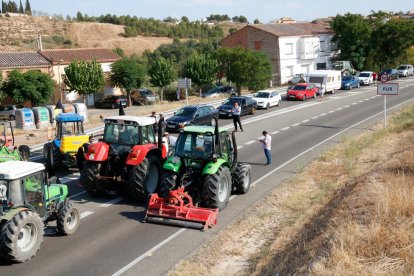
[251,22,333,37]
[39,48,120,64]
[0,51,50,69]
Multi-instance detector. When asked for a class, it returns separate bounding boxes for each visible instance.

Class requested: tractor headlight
[0,183,7,201]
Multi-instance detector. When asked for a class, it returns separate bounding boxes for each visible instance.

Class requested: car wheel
[357,83,360,88]
[277,99,280,106]
[266,103,270,110]
[9,115,15,120]
[111,104,115,109]
[349,85,352,90]
[302,95,306,101]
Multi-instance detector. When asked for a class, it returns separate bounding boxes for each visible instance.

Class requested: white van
[306,70,342,94]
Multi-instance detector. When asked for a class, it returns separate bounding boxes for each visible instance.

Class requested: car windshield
[103,123,139,145]
[291,85,306,91]
[398,66,407,70]
[254,92,270,98]
[359,73,370,77]
[175,132,214,159]
[141,90,154,96]
[342,76,352,81]
[223,99,242,105]
[175,108,196,116]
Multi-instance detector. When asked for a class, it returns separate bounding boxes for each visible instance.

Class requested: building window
[253,41,262,51]
[285,43,293,55]
[316,63,326,70]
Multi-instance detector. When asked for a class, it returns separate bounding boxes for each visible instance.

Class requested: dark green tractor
[158,123,251,210]
[0,161,80,263]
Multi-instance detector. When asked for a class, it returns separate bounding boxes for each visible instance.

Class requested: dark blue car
[341,76,360,90]
[165,104,218,132]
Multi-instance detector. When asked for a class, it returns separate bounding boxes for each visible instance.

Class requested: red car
[286,83,318,101]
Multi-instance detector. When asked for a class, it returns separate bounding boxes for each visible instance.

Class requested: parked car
[202,86,236,98]
[286,83,318,101]
[131,88,159,105]
[217,96,257,118]
[397,64,414,77]
[287,73,306,86]
[378,69,399,81]
[251,90,281,109]
[95,95,128,109]
[165,104,218,132]
[357,71,374,86]
[0,104,25,120]
[341,76,360,90]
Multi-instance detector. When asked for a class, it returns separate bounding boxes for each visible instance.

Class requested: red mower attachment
[145,187,219,230]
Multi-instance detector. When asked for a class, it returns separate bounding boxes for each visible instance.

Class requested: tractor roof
[104,116,156,126]
[182,125,227,134]
[56,113,84,122]
[0,161,45,180]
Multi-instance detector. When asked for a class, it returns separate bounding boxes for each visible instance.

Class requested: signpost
[377,82,399,128]
[178,78,192,106]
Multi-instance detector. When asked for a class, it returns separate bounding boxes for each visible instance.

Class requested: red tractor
[80,116,167,199]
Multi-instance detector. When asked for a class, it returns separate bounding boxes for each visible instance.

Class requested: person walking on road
[319,83,325,102]
[232,101,243,132]
[259,131,272,166]
[372,71,377,86]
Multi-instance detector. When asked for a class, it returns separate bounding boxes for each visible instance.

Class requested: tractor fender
[45,184,69,206]
[0,207,28,221]
[53,139,61,149]
[202,159,229,175]
[126,144,161,166]
[84,141,109,162]
[163,156,182,173]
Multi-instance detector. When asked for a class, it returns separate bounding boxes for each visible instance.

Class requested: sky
[29,0,413,23]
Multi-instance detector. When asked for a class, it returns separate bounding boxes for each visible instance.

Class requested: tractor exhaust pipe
[231,130,237,171]
[157,115,164,150]
[213,117,221,155]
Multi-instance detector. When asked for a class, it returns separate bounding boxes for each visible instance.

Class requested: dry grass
[170,105,414,275]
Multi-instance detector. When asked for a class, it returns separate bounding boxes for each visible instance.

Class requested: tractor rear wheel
[81,161,104,196]
[233,163,251,194]
[127,155,161,200]
[57,202,80,235]
[18,145,30,161]
[202,166,231,210]
[157,171,177,198]
[0,210,44,263]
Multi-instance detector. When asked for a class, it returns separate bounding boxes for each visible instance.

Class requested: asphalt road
[2,77,414,275]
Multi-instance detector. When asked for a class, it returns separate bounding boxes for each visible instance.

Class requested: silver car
[397,64,414,77]
[0,104,25,120]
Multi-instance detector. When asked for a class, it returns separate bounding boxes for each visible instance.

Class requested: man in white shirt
[231,101,243,132]
[259,130,272,166]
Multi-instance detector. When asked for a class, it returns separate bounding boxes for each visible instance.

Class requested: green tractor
[158,123,251,210]
[43,113,90,175]
[0,161,80,262]
[0,121,30,162]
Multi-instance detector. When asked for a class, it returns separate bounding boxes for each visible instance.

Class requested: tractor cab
[0,121,30,162]
[54,113,88,153]
[0,161,80,262]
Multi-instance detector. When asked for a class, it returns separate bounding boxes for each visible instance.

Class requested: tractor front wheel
[18,145,30,161]
[157,171,177,198]
[202,166,231,210]
[127,155,161,200]
[0,210,44,263]
[81,161,104,196]
[57,202,80,235]
[233,163,251,194]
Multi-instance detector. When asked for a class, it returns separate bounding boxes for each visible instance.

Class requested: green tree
[2,70,54,106]
[18,0,23,13]
[253,19,260,24]
[331,13,372,70]
[24,0,30,15]
[183,53,218,96]
[148,57,176,101]
[76,11,83,21]
[1,1,5,13]
[110,57,145,107]
[63,60,105,103]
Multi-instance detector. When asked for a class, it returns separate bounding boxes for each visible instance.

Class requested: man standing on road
[373,72,377,86]
[232,101,243,132]
[259,131,272,166]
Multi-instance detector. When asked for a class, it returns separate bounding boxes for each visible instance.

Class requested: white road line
[301,119,309,123]
[320,113,327,116]
[69,191,86,199]
[271,130,280,134]
[80,211,94,219]
[292,123,300,127]
[112,96,414,275]
[371,96,376,99]
[112,228,187,276]
[237,145,243,149]
[311,116,319,119]
[358,100,363,103]
[344,105,350,108]
[352,102,357,105]
[229,195,236,201]
[336,108,343,111]
[245,140,256,145]
[100,197,124,208]
[281,127,290,131]
[328,110,335,113]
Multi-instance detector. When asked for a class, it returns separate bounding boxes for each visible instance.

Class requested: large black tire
[18,145,30,161]
[201,166,231,210]
[233,163,251,194]
[127,155,161,200]
[57,202,80,235]
[81,161,104,196]
[157,170,178,198]
[0,210,44,263]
